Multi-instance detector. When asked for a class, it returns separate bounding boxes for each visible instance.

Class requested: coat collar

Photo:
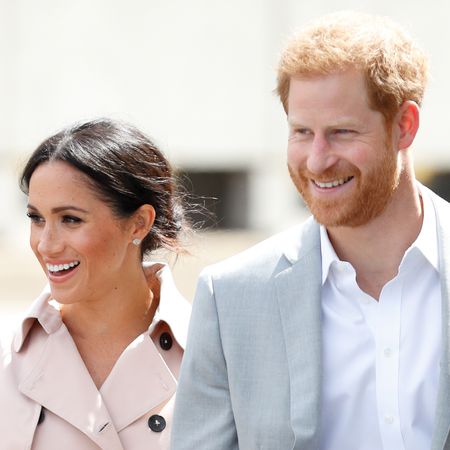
[13,262,190,353]
[143,262,191,350]
[13,285,60,353]
[17,319,179,444]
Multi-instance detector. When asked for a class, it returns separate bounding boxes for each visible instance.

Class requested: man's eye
[26,212,44,223]
[289,128,312,140]
[334,129,354,135]
[62,215,82,224]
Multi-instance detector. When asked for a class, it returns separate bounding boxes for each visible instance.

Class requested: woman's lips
[46,261,80,282]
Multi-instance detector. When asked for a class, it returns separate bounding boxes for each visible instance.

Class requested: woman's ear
[396,100,420,151]
[131,204,156,241]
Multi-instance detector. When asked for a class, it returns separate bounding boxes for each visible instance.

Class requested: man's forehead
[287,114,364,128]
[286,71,371,113]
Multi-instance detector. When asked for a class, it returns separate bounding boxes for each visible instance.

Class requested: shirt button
[148,414,166,432]
[384,348,393,357]
[159,332,173,351]
[384,414,394,425]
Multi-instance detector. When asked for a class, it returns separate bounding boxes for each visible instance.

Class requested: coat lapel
[17,325,124,450]
[100,333,177,432]
[275,219,322,450]
[430,193,450,450]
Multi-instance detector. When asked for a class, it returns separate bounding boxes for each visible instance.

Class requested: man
[172,12,450,450]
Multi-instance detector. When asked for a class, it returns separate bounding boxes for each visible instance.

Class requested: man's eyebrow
[287,119,307,127]
[27,204,89,214]
[327,119,361,127]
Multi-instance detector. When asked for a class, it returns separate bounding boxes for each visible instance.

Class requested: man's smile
[312,176,354,189]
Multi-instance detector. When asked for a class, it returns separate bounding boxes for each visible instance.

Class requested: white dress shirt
[319,191,441,450]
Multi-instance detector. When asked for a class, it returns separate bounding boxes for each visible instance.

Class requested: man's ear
[131,204,156,241]
[396,100,420,150]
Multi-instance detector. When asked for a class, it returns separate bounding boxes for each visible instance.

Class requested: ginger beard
[288,143,402,228]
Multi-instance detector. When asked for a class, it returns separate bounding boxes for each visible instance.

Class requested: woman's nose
[36,225,64,256]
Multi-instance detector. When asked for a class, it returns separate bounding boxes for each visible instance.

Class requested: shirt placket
[375,279,404,450]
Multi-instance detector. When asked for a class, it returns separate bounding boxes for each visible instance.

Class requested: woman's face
[27,161,137,305]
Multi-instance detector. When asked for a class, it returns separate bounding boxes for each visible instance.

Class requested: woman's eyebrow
[27,203,89,214]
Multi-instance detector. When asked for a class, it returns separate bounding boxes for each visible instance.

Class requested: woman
[0,119,191,449]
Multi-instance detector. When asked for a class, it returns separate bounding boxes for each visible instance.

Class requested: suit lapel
[430,194,450,450]
[275,219,322,450]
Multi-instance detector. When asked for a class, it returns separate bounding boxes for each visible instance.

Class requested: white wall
[0,0,287,159]
[1,0,449,242]
[3,1,449,161]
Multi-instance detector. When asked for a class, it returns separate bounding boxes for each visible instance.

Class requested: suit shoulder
[202,219,317,281]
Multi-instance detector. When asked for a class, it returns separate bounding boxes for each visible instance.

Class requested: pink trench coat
[0,264,190,450]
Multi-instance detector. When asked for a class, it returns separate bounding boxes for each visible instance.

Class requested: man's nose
[306,135,338,175]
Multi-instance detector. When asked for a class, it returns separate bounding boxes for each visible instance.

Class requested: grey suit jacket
[172,189,450,450]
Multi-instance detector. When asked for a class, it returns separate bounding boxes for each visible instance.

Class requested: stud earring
[132,238,142,246]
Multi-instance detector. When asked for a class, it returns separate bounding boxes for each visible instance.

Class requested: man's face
[287,70,401,228]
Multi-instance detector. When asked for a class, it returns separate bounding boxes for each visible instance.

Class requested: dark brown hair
[20,118,188,257]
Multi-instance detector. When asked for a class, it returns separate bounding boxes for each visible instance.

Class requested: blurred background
[1,0,449,320]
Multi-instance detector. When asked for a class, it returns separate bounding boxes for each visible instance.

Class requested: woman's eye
[62,215,82,224]
[26,212,43,223]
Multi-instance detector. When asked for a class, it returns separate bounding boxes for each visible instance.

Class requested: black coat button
[148,414,166,432]
[159,332,173,350]
[38,408,45,425]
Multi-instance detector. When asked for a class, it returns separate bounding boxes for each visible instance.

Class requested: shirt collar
[320,226,340,285]
[319,186,440,286]
[14,262,190,353]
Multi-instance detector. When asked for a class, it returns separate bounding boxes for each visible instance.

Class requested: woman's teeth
[314,176,353,188]
[46,261,80,273]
